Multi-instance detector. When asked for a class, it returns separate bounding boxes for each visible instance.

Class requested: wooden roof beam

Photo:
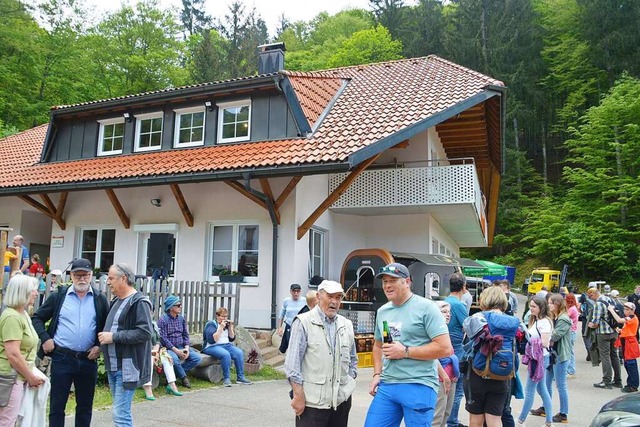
[259,178,280,225]
[297,153,381,240]
[275,176,302,209]
[170,184,194,227]
[40,194,66,230]
[105,189,130,229]
[18,196,54,219]
[55,192,68,230]
[226,181,268,211]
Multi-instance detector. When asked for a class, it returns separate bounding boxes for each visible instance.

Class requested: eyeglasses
[174,304,182,308]
[72,272,91,279]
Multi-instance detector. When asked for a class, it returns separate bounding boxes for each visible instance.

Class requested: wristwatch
[404,345,410,359]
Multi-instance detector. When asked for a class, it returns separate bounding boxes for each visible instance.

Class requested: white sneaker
[516,420,526,427]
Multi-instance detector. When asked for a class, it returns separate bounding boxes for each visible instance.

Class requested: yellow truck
[527,267,561,295]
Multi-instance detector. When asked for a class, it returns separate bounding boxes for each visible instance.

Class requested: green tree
[180,0,210,37]
[185,29,230,83]
[327,25,403,68]
[84,0,187,96]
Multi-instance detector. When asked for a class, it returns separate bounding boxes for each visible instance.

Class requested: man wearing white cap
[284,280,357,427]
[365,263,453,427]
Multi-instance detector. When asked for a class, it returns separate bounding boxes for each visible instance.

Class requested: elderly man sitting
[157,295,201,388]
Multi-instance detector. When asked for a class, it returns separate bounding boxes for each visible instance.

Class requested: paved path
[80,295,625,426]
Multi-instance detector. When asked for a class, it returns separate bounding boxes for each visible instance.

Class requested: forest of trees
[1,0,639,284]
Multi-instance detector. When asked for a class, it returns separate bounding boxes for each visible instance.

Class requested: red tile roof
[0,55,504,192]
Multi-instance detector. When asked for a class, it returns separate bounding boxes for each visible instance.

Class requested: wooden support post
[55,192,68,230]
[0,228,11,292]
[486,166,501,247]
[297,154,381,240]
[105,189,130,229]
[170,184,194,227]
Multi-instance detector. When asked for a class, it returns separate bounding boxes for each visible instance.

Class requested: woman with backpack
[516,296,554,427]
[462,286,520,427]
[543,293,572,423]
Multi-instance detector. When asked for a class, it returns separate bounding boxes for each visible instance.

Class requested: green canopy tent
[455,258,490,277]
[475,260,507,277]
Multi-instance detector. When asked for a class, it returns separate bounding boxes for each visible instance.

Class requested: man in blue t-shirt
[365,263,453,427]
[277,283,306,353]
[445,273,469,427]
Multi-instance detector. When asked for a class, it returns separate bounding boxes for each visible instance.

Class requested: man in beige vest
[284,280,357,427]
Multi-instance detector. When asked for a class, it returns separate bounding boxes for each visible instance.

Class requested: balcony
[328,160,488,247]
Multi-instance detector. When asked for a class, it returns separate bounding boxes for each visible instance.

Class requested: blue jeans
[624,359,639,388]
[168,347,202,379]
[546,359,569,414]
[567,331,577,375]
[49,351,98,427]
[202,343,246,379]
[447,344,464,426]
[364,382,437,427]
[518,355,553,423]
[107,371,136,427]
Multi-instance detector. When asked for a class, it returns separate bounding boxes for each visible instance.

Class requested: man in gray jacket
[284,280,358,427]
[98,263,153,427]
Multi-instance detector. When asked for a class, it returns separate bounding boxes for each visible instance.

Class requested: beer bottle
[382,321,393,343]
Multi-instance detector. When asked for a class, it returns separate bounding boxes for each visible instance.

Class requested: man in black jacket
[31,258,109,427]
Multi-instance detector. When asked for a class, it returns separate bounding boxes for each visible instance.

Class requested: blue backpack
[471,312,520,380]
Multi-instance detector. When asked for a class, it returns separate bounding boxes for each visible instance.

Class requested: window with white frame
[78,228,116,272]
[134,112,163,152]
[439,243,446,255]
[217,99,251,143]
[209,223,259,279]
[309,228,326,280]
[98,118,124,155]
[431,238,439,254]
[174,107,205,147]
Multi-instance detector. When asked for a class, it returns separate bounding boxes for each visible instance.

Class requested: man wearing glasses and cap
[284,280,358,427]
[365,263,453,427]
[32,258,109,427]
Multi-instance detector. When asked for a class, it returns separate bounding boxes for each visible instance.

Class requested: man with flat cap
[32,258,109,427]
[365,262,453,427]
[278,283,306,353]
[284,280,358,427]
[157,295,201,388]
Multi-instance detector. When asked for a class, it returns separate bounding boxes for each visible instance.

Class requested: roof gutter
[347,89,503,167]
[0,162,351,197]
[50,74,284,117]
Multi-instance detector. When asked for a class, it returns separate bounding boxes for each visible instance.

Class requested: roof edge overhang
[0,161,351,197]
[486,84,507,175]
[50,74,284,117]
[279,77,312,136]
[347,88,504,167]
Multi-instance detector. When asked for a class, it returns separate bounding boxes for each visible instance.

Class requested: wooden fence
[37,276,241,334]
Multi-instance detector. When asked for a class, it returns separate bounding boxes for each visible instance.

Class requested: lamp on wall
[123,112,132,122]
[204,101,214,111]
[150,198,162,208]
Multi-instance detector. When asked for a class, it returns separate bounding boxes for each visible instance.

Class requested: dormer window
[174,107,205,148]
[98,118,125,156]
[217,99,251,143]
[134,112,163,152]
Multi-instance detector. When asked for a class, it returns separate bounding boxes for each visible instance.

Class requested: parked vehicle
[339,249,460,333]
[590,392,640,427]
[527,267,561,295]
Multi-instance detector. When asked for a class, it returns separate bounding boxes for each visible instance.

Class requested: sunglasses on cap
[378,265,409,278]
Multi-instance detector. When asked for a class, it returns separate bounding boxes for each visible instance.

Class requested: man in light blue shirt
[446,273,469,427]
[32,258,109,427]
[365,263,453,427]
[278,283,306,353]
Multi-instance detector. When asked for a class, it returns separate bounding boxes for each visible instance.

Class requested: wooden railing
[37,277,241,334]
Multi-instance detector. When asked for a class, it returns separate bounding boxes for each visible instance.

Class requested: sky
[88,0,379,35]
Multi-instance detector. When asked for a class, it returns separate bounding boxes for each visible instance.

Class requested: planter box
[244,362,260,374]
[219,275,244,283]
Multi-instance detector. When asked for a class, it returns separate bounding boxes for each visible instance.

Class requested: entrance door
[138,232,176,277]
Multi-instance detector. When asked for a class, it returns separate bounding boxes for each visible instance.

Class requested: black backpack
[601,298,623,330]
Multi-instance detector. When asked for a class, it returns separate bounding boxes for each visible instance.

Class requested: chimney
[257,42,285,75]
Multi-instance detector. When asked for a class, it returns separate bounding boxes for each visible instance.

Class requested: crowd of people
[0,255,254,427]
[283,263,640,427]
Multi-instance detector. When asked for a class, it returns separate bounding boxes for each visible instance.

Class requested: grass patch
[67,366,286,412]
